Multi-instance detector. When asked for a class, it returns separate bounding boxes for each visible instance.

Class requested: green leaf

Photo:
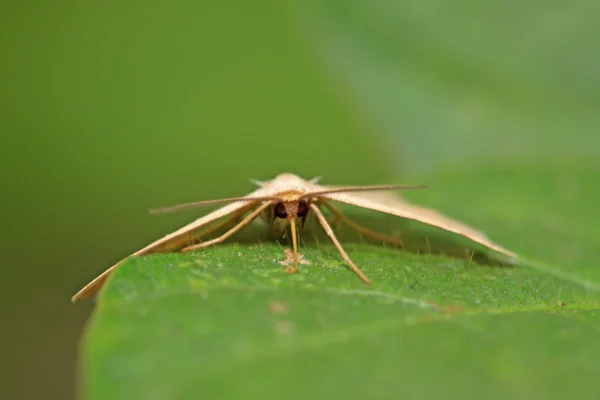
[79,2,600,399]
[82,163,600,400]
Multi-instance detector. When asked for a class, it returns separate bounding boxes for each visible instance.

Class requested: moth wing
[72,185,274,302]
[312,184,516,258]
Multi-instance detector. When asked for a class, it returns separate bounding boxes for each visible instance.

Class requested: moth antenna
[300,184,428,199]
[149,196,281,215]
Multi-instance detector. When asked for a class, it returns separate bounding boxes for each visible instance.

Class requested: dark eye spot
[297,200,309,218]
[273,202,287,218]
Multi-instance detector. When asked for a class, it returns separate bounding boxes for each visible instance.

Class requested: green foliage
[76,1,600,399]
[3,0,599,399]
[83,163,600,400]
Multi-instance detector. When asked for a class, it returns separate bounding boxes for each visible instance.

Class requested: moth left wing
[72,185,274,302]
[312,185,516,258]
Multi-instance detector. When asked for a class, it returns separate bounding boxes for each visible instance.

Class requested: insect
[72,173,516,302]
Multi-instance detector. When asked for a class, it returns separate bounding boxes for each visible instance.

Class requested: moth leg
[299,202,337,234]
[311,204,340,229]
[182,202,272,252]
[309,203,371,284]
[319,199,404,247]
[326,214,342,232]
[187,206,253,247]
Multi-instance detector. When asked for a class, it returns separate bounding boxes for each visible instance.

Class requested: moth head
[273,199,309,219]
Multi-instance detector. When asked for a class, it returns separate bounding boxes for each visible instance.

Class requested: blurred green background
[1,1,599,399]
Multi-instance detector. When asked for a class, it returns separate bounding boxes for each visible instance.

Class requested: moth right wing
[310,183,517,259]
[72,185,273,302]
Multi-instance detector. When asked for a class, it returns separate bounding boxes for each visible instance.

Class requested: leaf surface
[83,164,600,400]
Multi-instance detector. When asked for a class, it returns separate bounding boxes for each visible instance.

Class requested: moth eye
[273,202,287,218]
[297,200,309,218]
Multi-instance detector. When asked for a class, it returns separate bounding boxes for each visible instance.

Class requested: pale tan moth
[72,173,516,302]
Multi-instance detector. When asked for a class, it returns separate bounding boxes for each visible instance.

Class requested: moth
[72,173,516,302]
